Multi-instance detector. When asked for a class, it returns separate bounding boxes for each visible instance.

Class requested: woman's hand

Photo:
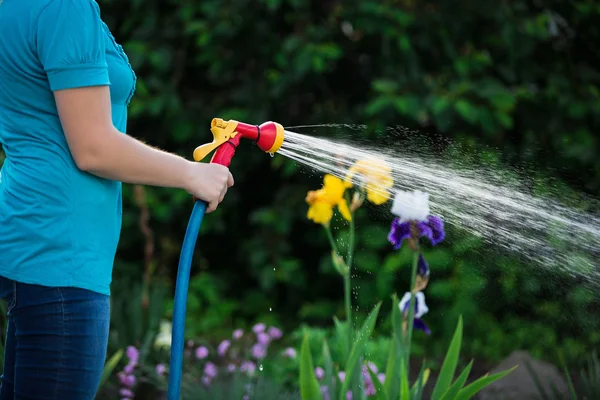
[184,163,234,213]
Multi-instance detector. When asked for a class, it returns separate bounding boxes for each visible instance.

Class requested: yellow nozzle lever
[193,119,239,162]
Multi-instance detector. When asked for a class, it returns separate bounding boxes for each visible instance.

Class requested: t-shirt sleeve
[35,0,110,91]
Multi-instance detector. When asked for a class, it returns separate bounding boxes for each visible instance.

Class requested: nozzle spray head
[193,118,285,166]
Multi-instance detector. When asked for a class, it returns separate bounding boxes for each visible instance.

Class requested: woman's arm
[54,86,233,213]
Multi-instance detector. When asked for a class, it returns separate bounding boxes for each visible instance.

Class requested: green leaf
[440,360,473,400]
[431,316,463,400]
[385,294,405,400]
[339,302,382,400]
[384,337,399,399]
[455,366,517,400]
[323,339,337,399]
[99,349,123,388]
[334,316,350,363]
[454,100,479,124]
[300,333,323,400]
[400,362,410,400]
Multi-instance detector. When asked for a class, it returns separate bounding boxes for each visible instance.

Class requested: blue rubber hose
[167,199,208,400]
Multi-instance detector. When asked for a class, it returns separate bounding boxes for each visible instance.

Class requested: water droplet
[259,364,264,371]
[268,153,274,158]
[269,307,272,312]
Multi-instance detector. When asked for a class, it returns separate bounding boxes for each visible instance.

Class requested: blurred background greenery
[1,0,599,396]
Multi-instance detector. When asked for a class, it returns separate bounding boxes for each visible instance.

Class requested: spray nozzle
[193,118,285,167]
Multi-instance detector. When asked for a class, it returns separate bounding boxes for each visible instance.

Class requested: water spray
[167,118,285,400]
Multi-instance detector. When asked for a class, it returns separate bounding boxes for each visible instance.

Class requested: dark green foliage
[1,0,598,376]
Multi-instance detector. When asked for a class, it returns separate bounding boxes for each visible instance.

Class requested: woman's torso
[0,0,136,295]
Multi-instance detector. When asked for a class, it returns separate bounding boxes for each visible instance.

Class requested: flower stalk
[405,247,420,369]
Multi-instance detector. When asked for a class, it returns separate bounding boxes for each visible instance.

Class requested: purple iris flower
[399,291,431,335]
[388,215,445,249]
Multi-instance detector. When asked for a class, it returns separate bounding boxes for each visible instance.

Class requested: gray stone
[477,350,570,400]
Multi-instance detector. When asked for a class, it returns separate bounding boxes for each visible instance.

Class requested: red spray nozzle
[193,118,285,167]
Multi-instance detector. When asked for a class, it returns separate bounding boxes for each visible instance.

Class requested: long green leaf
[99,349,123,388]
[400,362,410,400]
[440,360,473,400]
[384,338,398,400]
[323,339,337,400]
[431,316,463,400]
[339,302,382,400]
[386,294,404,400]
[334,316,350,365]
[455,366,517,400]
[300,333,323,400]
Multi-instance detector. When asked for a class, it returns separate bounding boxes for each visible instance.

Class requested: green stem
[324,224,352,351]
[346,209,356,329]
[405,248,420,371]
[324,224,339,255]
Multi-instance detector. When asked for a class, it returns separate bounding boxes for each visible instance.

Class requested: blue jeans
[0,276,110,399]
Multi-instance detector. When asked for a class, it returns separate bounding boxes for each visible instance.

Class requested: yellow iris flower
[305,175,352,224]
[345,159,394,205]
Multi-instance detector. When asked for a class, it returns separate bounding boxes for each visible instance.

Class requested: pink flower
[251,343,267,359]
[321,385,330,400]
[195,346,209,359]
[156,364,166,376]
[257,332,270,346]
[367,361,378,374]
[124,363,136,375]
[252,323,266,334]
[241,361,256,375]
[119,388,134,397]
[233,329,244,340]
[282,347,297,358]
[338,371,346,382]
[126,346,139,364]
[315,366,325,380]
[227,364,236,372]
[346,390,353,400]
[201,376,211,386]
[267,326,282,339]
[118,372,136,388]
[377,373,385,383]
[218,340,231,356]
[204,362,218,378]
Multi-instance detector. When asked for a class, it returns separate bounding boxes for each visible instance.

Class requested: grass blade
[440,360,473,400]
[455,366,517,400]
[99,349,123,388]
[300,333,323,400]
[383,338,398,400]
[334,316,350,365]
[323,339,337,400]
[400,362,410,400]
[339,302,382,400]
[431,316,463,400]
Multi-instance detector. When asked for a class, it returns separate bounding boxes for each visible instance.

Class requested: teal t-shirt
[0,0,136,295]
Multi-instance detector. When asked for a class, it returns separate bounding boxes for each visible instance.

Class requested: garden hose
[167,118,285,400]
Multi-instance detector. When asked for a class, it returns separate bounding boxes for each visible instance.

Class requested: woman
[0,0,233,398]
